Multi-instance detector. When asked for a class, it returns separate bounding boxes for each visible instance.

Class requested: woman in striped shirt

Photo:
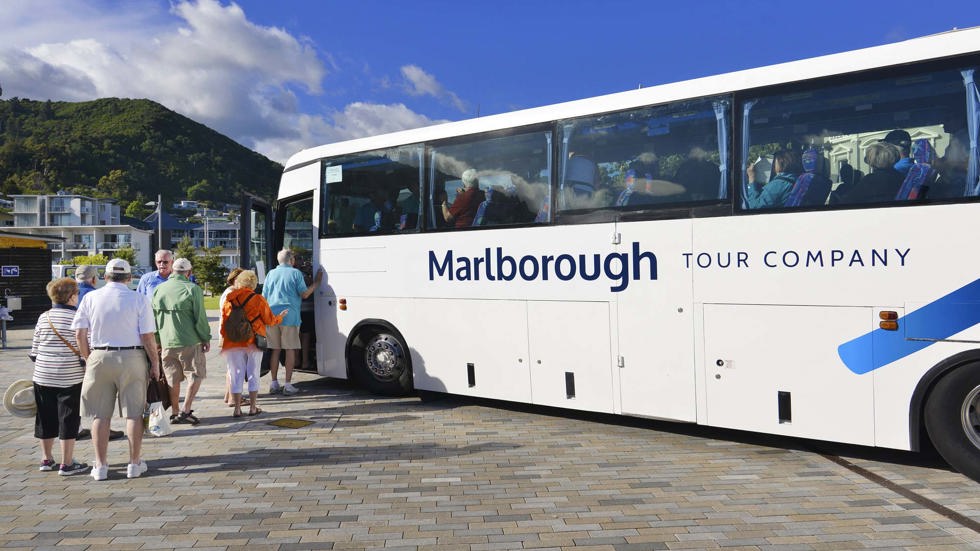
[29,277,88,476]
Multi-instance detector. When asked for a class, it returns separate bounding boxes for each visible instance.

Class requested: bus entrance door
[616,220,697,422]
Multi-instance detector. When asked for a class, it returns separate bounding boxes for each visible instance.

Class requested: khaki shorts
[81,349,148,420]
[162,344,206,384]
[265,325,301,350]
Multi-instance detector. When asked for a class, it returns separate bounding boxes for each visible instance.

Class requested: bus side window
[430,130,552,230]
[741,66,979,210]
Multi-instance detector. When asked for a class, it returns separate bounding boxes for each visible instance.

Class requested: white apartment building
[11,192,154,267]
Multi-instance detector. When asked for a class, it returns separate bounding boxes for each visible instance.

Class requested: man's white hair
[75,264,99,281]
[277,249,295,265]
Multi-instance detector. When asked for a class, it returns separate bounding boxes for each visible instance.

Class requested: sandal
[176,410,200,425]
[247,408,263,416]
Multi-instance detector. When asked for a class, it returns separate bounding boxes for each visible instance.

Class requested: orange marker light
[879,311,898,321]
[339,298,347,311]
[879,320,899,330]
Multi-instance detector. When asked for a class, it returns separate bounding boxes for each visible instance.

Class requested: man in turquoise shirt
[262,249,323,395]
[151,258,211,424]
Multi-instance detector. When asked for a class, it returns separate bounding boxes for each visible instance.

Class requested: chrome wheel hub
[365,334,404,381]
[962,385,980,449]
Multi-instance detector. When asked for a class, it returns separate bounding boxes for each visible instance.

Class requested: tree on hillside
[124,192,151,219]
[97,169,131,199]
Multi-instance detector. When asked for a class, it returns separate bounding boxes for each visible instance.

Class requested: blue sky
[2,0,978,163]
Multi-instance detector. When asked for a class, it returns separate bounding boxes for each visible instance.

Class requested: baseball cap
[881,129,912,149]
[106,258,131,274]
[172,258,192,272]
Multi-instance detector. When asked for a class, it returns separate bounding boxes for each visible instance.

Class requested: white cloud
[253,102,447,164]
[401,64,467,113]
[0,0,452,164]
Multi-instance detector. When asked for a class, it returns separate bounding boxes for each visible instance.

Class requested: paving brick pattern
[0,314,978,550]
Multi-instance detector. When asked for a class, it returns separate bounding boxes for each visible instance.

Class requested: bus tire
[350,325,413,396]
[924,362,980,482]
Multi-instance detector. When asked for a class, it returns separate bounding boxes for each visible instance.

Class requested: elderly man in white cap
[73,264,125,443]
[151,257,211,425]
[72,258,159,481]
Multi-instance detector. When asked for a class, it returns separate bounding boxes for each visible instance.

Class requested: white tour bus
[242,27,980,480]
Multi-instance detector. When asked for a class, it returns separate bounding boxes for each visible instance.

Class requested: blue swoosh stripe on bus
[838,278,980,375]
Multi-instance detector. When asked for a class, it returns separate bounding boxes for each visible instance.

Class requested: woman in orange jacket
[220,270,286,417]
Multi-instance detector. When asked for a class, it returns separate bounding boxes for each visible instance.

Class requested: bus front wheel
[924,363,980,481]
[350,326,413,396]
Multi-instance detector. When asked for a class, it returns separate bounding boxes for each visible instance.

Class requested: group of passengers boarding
[22,247,323,480]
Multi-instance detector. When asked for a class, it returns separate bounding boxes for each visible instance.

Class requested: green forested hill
[0,97,283,212]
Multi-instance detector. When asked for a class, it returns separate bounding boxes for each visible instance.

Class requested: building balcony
[98,242,139,251]
[195,239,238,249]
[47,242,92,251]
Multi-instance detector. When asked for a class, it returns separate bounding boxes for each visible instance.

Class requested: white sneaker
[126,460,148,479]
[282,383,298,396]
[269,380,281,395]
[91,464,108,481]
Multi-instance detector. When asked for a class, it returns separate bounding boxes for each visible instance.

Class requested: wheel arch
[344,318,414,380]
[908,348,980,451]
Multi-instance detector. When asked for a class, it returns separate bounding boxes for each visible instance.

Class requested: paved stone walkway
[0,314,978,550]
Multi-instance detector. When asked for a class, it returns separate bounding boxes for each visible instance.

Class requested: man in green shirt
[151,258,211,425]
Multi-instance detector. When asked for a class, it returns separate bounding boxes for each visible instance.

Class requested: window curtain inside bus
[740,100,758,208]
[544,132,553,222]
[713,100,730,199]
[428,149,438,226]
[962,69,980,196]
[416,145,426,224]
[558,125,573,210]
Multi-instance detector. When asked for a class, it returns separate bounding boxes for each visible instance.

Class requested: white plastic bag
[147,401,172,437]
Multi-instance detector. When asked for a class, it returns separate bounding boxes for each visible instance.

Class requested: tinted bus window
[741,66,980,210]
[428,130,552,230]
[320,145,423,237]
[558,96,731,213]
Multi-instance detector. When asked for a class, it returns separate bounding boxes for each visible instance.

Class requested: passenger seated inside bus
[894,139,940,201]
[441,168,485,228]
[353,190,386,232]
[835,142,904,204]
[783,146,832,207]
[473,181,537,226]
[562,155,611,209]
[744,149,801,209]
[933,108,972,198]
[431,189,450,228]
[881,129,913,174]
[397,182,421,229]
[673,147,720,201]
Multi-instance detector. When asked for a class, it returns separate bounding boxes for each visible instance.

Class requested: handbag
[254,333,268,350]
[147,370,172,411]
[47,315,85,367]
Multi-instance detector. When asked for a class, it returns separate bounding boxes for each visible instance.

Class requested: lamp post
[145,194,162,251]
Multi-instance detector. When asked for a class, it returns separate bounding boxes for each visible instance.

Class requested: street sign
[1,266,19,277]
